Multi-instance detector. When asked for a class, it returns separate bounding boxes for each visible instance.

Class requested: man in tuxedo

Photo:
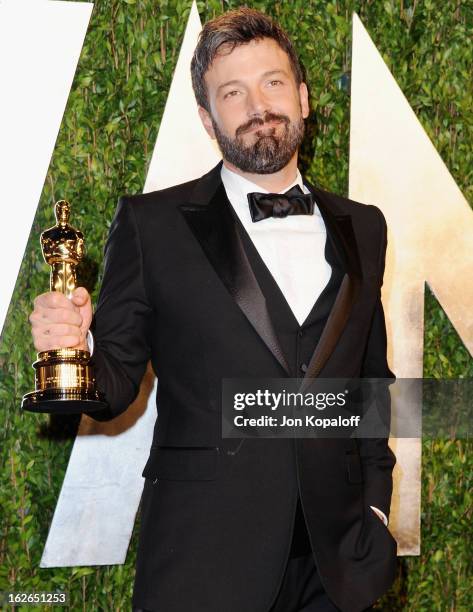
[29,8,397,612]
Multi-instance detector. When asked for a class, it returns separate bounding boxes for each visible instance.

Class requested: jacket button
[300,363,308,373]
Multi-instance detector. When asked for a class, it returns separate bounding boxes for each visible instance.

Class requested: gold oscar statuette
[22,200,107,413]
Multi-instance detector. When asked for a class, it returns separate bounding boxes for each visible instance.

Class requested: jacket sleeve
[358,207,396,520]
[85,196,153,421]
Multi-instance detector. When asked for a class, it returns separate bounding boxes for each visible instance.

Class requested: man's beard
[211,111,305,174]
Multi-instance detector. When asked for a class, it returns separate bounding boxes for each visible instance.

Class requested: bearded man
[29,8,397,612]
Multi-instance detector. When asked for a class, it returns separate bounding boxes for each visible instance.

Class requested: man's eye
[224,90,239,99]
[269,79,283,86]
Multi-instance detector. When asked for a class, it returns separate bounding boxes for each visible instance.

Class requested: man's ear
[198,106,216,139]
[299,82,310,119]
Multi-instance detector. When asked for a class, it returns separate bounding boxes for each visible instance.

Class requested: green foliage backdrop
[1,1,471,610]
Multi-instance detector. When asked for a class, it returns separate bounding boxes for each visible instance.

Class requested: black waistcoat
[234,208,345,558]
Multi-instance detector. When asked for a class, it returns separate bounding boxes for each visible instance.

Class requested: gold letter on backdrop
[0,1,93,334]
[349,14,473,554]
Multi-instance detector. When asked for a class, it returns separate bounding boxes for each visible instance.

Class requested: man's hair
[191,7,304,111]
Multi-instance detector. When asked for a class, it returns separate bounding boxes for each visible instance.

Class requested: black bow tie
[247,185,315,222]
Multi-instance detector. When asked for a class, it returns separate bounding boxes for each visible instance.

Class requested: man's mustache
[236,112,290,137]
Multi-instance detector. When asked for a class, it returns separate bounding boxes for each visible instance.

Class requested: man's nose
[246,88,270,117]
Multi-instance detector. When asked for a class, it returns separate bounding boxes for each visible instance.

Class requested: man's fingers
[30,290,92,352]
[34,335,82,352]
[30,308,83,327]
[34,291,75,310]
[33,323,82,338]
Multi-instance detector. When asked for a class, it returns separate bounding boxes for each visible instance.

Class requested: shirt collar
[221,163,305,205]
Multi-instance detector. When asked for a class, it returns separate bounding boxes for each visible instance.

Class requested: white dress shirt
[221,164,331,326]
[220,164,388,527]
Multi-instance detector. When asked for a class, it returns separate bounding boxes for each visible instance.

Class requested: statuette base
[22,348,107,414]
[22,388,107,414]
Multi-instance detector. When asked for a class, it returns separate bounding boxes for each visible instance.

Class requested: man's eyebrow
[261,69,290,79]
[217,70,290,93]
[217,79,243,93]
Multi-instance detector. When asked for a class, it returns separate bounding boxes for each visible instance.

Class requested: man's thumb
[71,287,90,307]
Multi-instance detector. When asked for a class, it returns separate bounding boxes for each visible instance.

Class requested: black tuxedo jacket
[89,161,397,612]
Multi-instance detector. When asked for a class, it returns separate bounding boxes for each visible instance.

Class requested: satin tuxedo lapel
[179,163,290,375]
[300,182,362,390]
